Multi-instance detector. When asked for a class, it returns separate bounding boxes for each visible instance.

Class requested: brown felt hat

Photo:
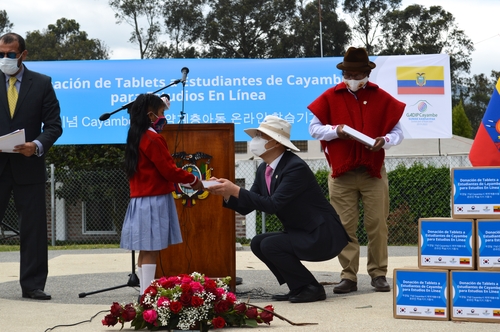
[336,47,376,71]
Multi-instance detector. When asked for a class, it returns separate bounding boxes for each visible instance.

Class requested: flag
[469,78,500,166]
[396,66,445,94]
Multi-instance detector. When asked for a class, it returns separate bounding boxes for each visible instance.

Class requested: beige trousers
[328,165,389,282]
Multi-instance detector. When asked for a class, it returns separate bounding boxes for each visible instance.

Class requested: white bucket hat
[244,115,300,152]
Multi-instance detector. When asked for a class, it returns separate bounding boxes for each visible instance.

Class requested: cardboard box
[477,219,500,270]
[393,268,449,320]
[450,270,500,322]
[451,167,500,219]
[418,218,475,270]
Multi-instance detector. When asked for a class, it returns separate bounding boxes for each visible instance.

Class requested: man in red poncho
[308,47,405,294]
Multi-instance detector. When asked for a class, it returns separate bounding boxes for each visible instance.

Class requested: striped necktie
[8,76,18,118]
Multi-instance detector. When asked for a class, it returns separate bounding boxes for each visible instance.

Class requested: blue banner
[28,58,347,144]
[26,55,451,145]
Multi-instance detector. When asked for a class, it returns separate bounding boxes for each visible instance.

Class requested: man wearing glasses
[0,33,62,300]
[308,47,405,294]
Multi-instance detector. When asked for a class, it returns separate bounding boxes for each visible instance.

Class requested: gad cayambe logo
[405,100,438,124]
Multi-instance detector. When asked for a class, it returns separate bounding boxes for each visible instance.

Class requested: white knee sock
[141,264,156,294]
[137,266,143,294]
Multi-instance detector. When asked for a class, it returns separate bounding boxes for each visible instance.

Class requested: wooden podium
[156,123,236,290]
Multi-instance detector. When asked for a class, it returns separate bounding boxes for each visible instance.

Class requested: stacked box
[450,270,500,323]
[418,218,475,270]
[393,268,449,320]
[476,220,500,270]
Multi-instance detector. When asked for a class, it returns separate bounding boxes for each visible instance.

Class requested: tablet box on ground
[477,219,500,271]
[419,218,475,269]
[450,270,500,323]
[393,268,449,320]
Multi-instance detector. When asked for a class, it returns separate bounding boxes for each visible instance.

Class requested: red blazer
[129,129,197,198]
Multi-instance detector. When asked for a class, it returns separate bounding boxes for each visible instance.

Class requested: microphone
[181,67,189,83]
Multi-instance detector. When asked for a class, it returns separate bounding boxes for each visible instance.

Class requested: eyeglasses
[342,71,367,80]
[0,52,19,59]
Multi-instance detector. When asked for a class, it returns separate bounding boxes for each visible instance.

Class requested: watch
[34,145,40,157]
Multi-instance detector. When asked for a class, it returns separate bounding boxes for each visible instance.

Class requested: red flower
[169,301,183,314]
[212,316,226,329]
[246,307,258,319]
[214,300,231,313]
[121,304,136,322]
[110,302,122,316]
[143,309,158,324]
[234,303,247,314]
[180,292,192,306]
[191,295,204,307]
[144,285,158,297]
[102,314,118,327]
[260,305,274,324]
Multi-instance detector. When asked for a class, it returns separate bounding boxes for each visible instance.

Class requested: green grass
[0,244,120,252]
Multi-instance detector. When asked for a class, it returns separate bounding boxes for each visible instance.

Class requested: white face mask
[0,57,20,76]
[249,136,274,157]
[343,77,368,92]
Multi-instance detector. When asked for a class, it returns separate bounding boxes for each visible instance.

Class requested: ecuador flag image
[469,78,500,166]
[397,66,445,94]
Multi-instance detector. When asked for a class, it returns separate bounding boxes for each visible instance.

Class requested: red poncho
[308,82,405,178]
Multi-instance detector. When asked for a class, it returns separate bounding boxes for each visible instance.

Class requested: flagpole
[318,0,323,57]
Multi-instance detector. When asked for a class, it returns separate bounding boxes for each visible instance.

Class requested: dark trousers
[0,161,48,292]
[250,231,318,291]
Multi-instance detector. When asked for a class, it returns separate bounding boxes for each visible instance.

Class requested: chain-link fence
[0,155,471,246]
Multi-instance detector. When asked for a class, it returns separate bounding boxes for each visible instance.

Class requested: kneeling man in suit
[207,115,350,303]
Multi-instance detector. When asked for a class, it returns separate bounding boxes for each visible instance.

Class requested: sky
[2,0,499,77]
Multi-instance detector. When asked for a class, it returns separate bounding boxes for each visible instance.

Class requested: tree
[202,0,297,58]
[379,5,474,90]
[278,0,350,57]
[25,18,109,60]
[109,0,163,59]
[342,0,402,54]
[154,0,206,58]
[461,71,499,136]
[0,10,14,34]
[452,100,473,138]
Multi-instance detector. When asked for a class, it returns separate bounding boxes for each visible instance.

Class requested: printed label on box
[452,168,500,218]
[478,220,500,268]
[395,270,448,318]
[420,220,473,267]
[451,271,500,320]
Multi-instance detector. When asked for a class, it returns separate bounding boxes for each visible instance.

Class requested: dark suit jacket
[0,65,62,184]
[225,150,349,261]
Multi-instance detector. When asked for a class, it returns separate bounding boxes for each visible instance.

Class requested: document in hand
[0,129,25,153]
[342,125,376,147]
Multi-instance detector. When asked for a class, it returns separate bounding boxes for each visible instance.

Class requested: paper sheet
[0,129,25,153]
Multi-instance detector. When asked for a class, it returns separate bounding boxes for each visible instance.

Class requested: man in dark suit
[0,33,62,300]
[208,115,349,303]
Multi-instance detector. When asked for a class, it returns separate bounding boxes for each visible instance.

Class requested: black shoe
[289,284,326,303]
[22,289,51,300]
[271,291,291,301]
[371,276,390,292]
[333,279,358,294]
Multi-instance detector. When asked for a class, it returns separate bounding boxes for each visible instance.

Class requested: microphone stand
[99,79,182,121]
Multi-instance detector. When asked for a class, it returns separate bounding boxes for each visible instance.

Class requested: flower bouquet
[102,272,274,331]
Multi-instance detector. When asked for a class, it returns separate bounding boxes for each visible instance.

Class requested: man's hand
[206,177,240,200]
[191,179,204,191]
[336,124,352,140]
[13,142,37,157]
[367,137,385,152]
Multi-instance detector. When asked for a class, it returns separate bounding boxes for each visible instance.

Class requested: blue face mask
[152,115,167,133]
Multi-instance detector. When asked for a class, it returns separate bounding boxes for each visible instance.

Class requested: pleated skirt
[120,194,182,251]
